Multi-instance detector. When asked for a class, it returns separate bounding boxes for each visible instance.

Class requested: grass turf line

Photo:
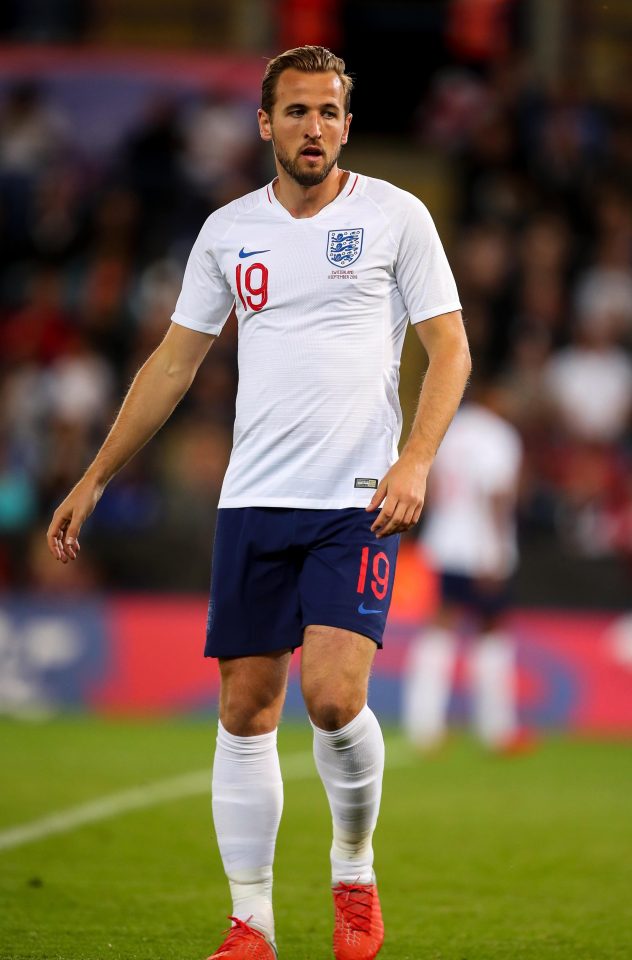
[0,717,631,959]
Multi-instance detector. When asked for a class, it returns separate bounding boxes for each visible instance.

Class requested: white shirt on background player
[171,173,461,509]
[421,403,523,578]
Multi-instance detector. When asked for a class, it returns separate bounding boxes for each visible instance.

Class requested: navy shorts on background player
[206,507,400,658]
[440,571,512,618]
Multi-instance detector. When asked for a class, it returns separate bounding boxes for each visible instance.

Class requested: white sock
[469,631,518,747]
[311,704,384,885]
[402,627,457,748]
[211,722,283,942]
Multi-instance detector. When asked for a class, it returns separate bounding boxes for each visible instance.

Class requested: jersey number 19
[236,263,269,312]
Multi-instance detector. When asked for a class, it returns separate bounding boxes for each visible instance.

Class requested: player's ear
[258,108,272,142]
[341,112,352,145]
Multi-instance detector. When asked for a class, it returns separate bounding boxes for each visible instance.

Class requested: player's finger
[57,528,72,562]
[61,514,83,560]
[370,494,396,534]
[48,530,61,560]
[401,503,418,529]
[51,536,62,562]
[54,532,69,563]
[376,500,406,538]
[385,497,421,536]
[47,514,68,560]
[65,538,81,560]
[366,478,387,512]
[62,534,80,560]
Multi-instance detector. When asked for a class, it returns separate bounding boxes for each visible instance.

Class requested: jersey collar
[264,171,360,221]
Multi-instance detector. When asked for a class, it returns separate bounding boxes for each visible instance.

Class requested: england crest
[327,228,364,267]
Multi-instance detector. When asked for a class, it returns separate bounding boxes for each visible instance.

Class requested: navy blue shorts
[205,507,400,658]
[440,572,512,618]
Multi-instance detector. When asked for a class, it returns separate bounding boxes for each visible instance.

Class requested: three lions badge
[327,228,364,267]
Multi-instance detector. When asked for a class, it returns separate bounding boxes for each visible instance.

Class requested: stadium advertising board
[1,546,631,731]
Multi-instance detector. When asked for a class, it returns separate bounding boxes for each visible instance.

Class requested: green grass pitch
[1,716,631,959]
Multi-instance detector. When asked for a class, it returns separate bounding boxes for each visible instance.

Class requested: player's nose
[304,113,322,138]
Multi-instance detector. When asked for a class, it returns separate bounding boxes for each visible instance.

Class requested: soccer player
[47,46,470,960]
[402,380,527,753]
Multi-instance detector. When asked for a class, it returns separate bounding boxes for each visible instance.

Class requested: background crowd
[0,0,630,603]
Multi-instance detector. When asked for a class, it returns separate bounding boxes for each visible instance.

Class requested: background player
[46,46,471,960]
[402,379,529,753]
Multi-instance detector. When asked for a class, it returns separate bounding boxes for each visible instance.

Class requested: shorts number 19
[357,546,390,601]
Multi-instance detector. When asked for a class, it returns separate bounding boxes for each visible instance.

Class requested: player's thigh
[219,649,292,735]
[206,507,303,658]
[298,507,400,650]
[301,625,377,729]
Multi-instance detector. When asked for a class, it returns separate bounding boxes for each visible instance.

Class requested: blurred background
[0,0,631,732]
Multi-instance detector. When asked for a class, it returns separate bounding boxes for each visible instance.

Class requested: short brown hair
[261,45,353,116]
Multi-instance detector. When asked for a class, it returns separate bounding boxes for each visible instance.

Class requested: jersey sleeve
[171,217,234,335]
[394,193,461,324]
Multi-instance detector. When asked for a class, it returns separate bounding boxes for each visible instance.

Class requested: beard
[273,137,342,187]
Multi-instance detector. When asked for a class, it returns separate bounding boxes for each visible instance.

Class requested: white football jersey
[421,404,523,577]
[171,172,461,508]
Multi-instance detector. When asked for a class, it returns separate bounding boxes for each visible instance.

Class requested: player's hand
[366,454,428,538]
[46,478,104,563]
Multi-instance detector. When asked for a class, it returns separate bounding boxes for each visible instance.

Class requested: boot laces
[208,917,267,957]
[334,883,373,934]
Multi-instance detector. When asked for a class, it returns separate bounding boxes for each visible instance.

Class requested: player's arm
[47,322,215,563]
[368,309,471,538]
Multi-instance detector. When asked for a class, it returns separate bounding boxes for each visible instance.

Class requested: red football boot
[332,881,384,960]
[206,916,277,960]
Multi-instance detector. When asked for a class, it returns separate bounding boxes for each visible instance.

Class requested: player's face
[258,69,352,187]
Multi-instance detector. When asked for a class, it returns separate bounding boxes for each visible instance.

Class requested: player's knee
[220,687,282,736]
[303,687,365,732]
[220,703,279,736]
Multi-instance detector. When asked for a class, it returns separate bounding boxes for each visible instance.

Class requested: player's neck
[272,166,349,219]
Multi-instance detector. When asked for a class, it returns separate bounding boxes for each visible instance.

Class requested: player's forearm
[403,333,471,469]
[83,348,196,488]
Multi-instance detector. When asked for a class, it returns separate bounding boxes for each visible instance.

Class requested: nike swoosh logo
[239,247,271,258]
[358,602,383,615]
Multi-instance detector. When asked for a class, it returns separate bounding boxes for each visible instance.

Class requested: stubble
[272,136,342,188]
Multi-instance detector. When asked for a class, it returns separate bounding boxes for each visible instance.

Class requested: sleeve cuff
[409,302,462,324]
[171,311,227,335]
